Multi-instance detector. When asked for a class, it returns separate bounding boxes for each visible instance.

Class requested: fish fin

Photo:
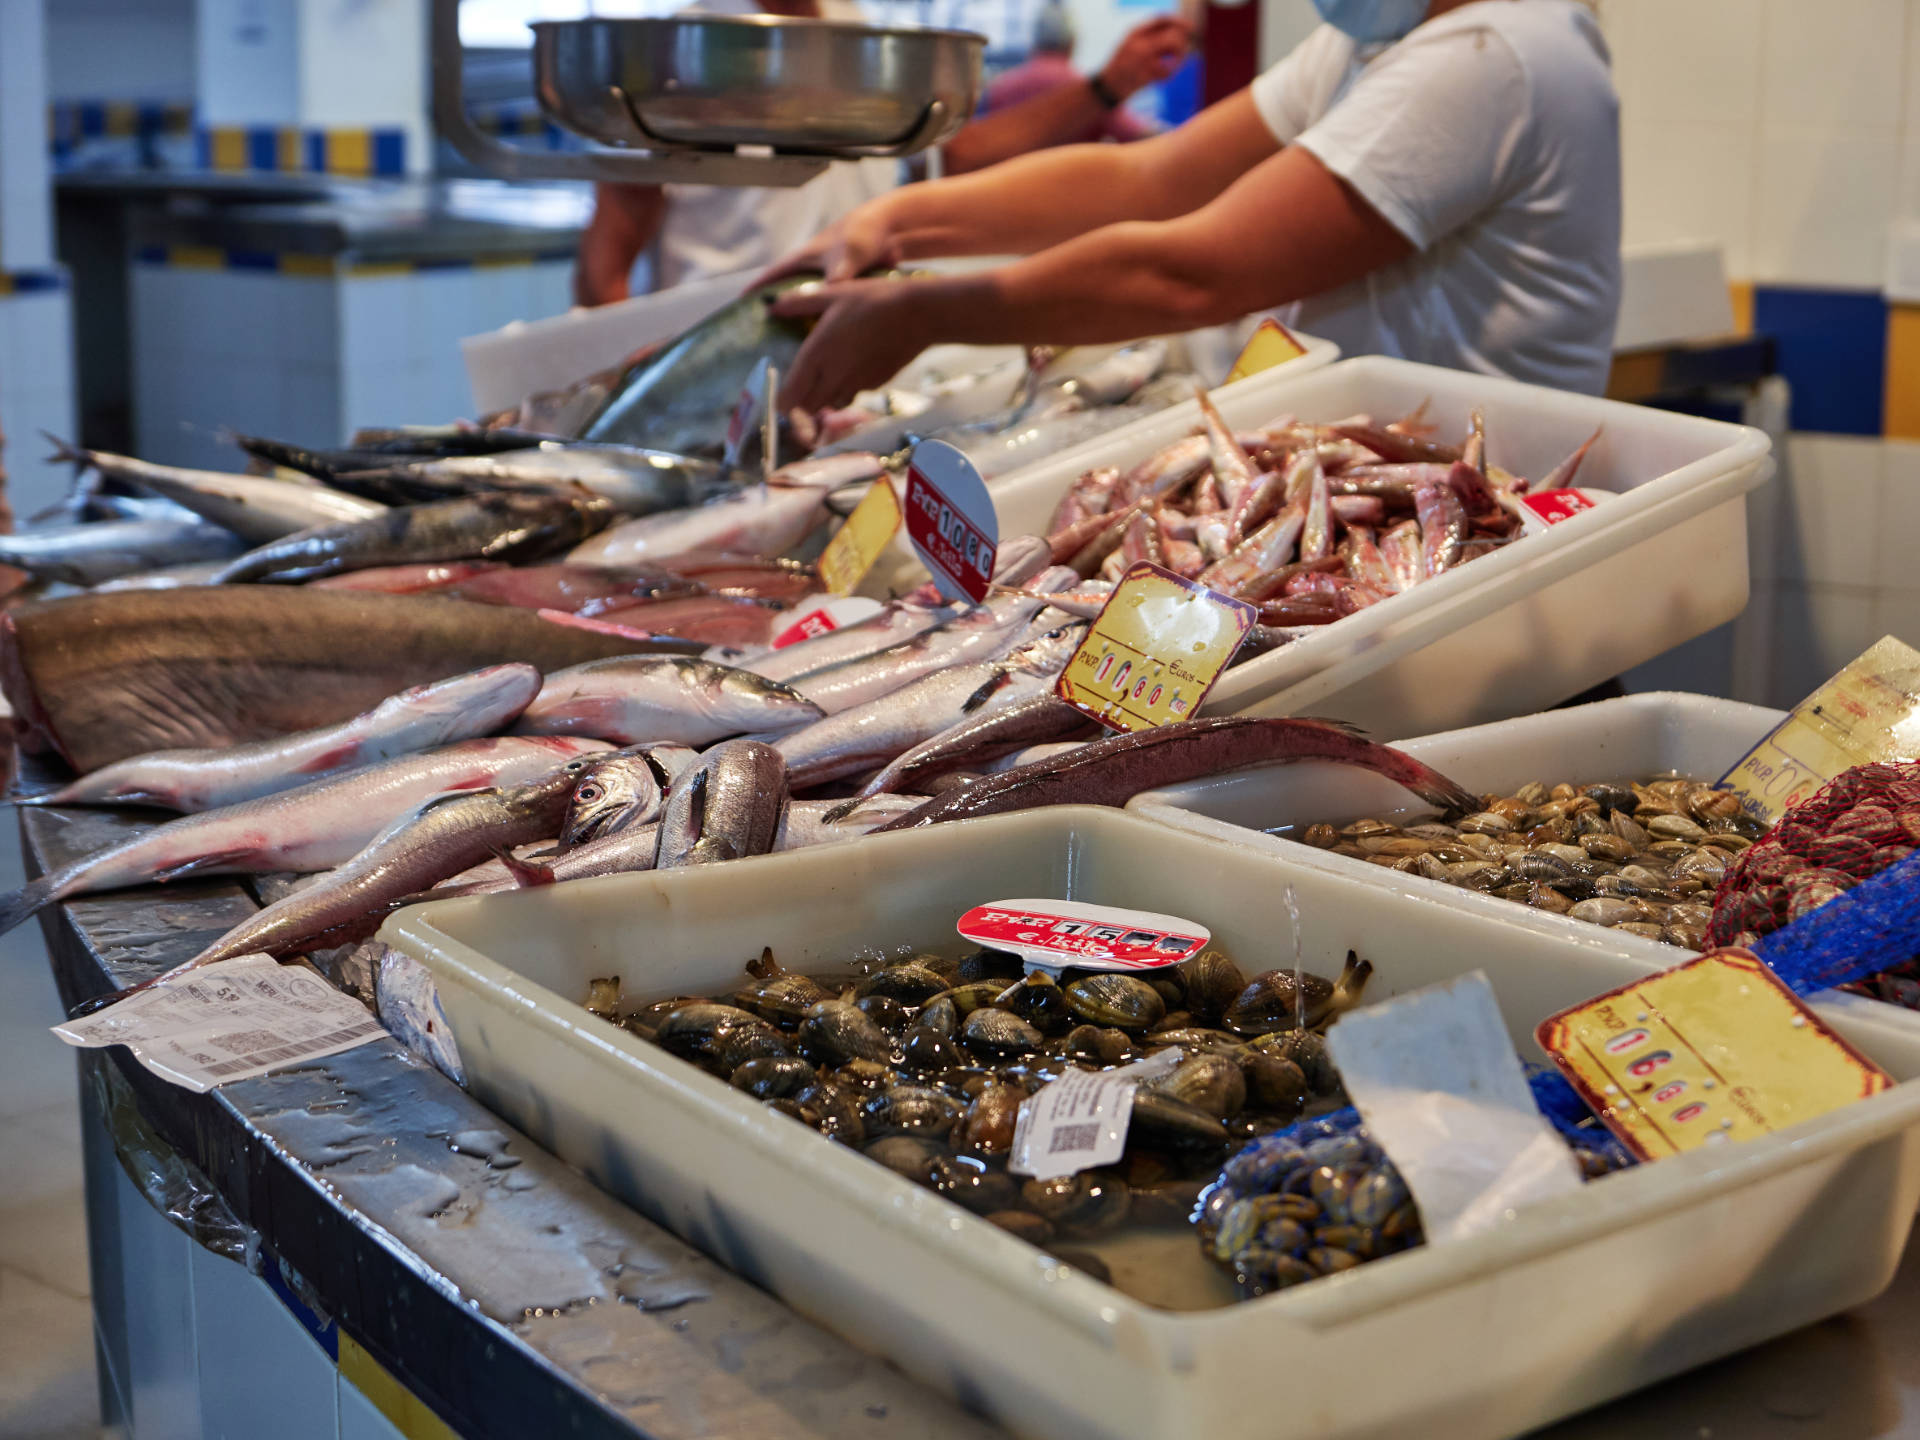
[959,671,1017,715]
[497,848,557,889]
[818,798,864,824]
[1294,714,1370,740]
[0,874,58,938]
[149,847,258,883]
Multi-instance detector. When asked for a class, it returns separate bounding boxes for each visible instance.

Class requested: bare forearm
[902,221,1251,346]
[941,81,1108,175]
[882,143,1163,258]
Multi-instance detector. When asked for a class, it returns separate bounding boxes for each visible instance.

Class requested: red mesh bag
[1708,760,1920,1006]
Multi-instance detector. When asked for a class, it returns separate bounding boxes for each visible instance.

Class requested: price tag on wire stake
[1225,318,1309,384]
[958,898,1209,974]
[817,477,902,595]
[1056,562,1255,732]
[1536,949,1892,1162]
[904,439,998,604]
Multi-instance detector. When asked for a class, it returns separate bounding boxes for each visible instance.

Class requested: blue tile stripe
[1749,284,1888,437]
[132,245,575,276]
[0,268,69,297]
[470,103,572,150]
[259,1249,339,1362]
[193,125,409,177]
[49,99,195,151]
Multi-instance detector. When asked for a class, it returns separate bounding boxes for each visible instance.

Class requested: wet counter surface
[24,800,1920,1440]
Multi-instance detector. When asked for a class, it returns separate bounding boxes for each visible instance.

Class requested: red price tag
[1521,488,1601,526]
[957,899,1210,973]
[770,596,882,649]
[904,439,997,604]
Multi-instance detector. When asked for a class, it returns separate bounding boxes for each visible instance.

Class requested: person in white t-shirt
[765,0,1622,409]
[573,0,1191,303]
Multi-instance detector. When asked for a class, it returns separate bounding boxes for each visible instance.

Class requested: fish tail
[1402,763,1480,818]
[0,873,60,938]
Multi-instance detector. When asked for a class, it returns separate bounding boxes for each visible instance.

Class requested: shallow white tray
[875,356,1772,740]
[385,805,1920,1440]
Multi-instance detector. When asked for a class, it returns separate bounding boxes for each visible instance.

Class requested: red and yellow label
[1225,318,1310,385]
[818,478,902,596]
[1537,949,1891,1162]
[1055,562,1255,733]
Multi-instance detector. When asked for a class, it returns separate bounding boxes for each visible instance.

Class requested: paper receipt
[52,955,386,1093]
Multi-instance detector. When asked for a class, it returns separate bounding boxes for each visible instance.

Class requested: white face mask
[1311,0,1431,42]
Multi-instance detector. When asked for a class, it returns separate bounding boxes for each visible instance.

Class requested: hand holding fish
[754,201,904,288]
[772,279,935,414]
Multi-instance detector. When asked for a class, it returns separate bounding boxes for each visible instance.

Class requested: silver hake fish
[0,736,609,937]
[774,623,1087,790]
[654,739,790,868]
[516,657,822,746]
[25,664,544,811]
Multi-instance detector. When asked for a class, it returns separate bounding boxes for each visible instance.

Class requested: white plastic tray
[874,356,1773,740]
[1127,691,1920,1041]
[385,805,1920,1440]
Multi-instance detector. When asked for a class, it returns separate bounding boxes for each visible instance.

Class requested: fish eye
[577,784,600,801]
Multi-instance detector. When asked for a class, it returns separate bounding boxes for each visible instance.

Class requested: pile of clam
[588,944,1372,1289]
[1199,1105,1632,1299]
[1297,778,1766,949]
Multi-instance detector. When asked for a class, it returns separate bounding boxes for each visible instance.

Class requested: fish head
[1007,621,1089,675]
[561,754,666,848]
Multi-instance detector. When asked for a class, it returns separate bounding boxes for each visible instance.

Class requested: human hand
[770,279,934,413]
[752,199,905,290]
[1098,16,1193,99]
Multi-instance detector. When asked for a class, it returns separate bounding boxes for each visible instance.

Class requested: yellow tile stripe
[1727,280,1754,338]
[337,1333,461,1440]
[167,245,226,270]
[208,127,248,171]
[1885,305,1920,441]
[327,129,372,177]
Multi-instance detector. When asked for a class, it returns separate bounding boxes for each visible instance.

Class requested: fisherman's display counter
[30,793,1920,1440]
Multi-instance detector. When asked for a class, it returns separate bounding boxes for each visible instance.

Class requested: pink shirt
[981,53,1152,145]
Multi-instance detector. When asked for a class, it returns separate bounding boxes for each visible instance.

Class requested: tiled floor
[0,815,100,1440]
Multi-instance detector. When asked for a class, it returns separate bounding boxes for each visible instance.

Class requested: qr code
[1047,1123,1101,1154]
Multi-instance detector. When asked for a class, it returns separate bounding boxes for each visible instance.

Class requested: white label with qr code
[1009,1047,1183,1180]
[51,954,386,1093]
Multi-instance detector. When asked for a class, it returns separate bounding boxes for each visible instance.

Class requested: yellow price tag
[1225,318,1309,385]
[1537,949,1891,1162]
[817,478,902,596]
[1055,562,1255,732]
[1718,636,1920,823]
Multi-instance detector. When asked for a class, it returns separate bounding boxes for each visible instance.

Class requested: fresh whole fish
[788,583,1070,715]
[584,594,789,648]
[775,623,1085,790]
[731,597,964,683]
[1414,481,1466,576]
[516,656,822,746]
[153,749,613,978]
[91,560,232,592]
[48,440,385,542]
[568,454,884,568]
[0,589,699,772]
[310,561,505,594]
[854,694,1096,797]
[0,735,608,938]
[342,443,736,517]
[817,355,1027,458]
[0,516,244,587]
[213,491,614,584]
[442,562,702,611]
[234,429,548,479]
[655,739,790,868]
[26,664,543,812]
[561,742,695,847]
[874,717,1479,830]
[581,276,819,453]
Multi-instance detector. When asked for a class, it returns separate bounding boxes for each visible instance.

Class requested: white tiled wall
[131,263,343,468]
[1600,0,1920,290]
[0,0,54,272]
[132,257,575,464]
[46,0,196,102]
[0,286,77,521]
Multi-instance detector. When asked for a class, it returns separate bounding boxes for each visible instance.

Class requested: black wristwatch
[1088,72,1122,109]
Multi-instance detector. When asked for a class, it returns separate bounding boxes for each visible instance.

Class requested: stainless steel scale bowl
[435,0,984,188]
[535,14,983,157]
